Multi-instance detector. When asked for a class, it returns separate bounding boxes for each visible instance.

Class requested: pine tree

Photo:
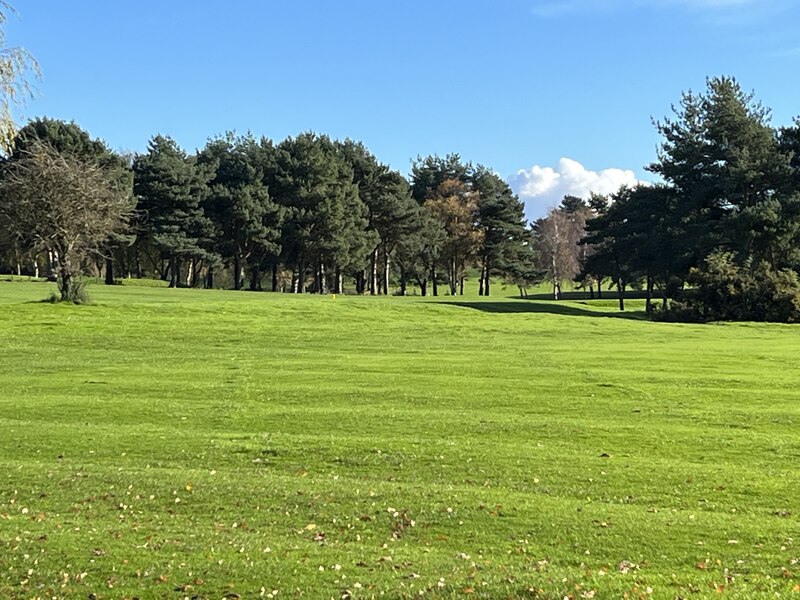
[198,134,283,290]
[133,136,215,288]
[273,133,371,293]
[472,167,527,296]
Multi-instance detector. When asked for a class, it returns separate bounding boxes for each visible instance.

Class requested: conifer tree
[198,134,283,290]
[133,136,215,287]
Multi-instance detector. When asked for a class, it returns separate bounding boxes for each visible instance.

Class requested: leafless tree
[0,2,40,152]
[533,207,586,299]
[0,141,135,301]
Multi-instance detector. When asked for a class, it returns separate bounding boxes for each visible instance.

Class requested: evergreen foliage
[133,135,215,288]
[2,76,799,318]
[577,77,800,321]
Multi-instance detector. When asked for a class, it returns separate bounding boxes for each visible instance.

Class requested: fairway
[1,282,799,599]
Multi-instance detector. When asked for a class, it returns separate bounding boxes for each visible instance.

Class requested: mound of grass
[0,283,798,598]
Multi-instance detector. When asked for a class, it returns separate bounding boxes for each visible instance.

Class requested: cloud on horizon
[507,157,646,221]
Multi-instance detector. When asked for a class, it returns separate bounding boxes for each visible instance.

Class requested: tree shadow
[444,298,648,320]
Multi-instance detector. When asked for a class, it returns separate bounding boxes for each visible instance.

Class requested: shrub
[44,277,91,305]
[656,252,800,323]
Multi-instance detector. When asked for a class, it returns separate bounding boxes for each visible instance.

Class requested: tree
[0,141,134,301]
[426,179,483,295]
[411,154,527,296]
[649,77,797,273]
[133,136,215,288]
[410,154,471,204]
[338,140,419,295]
[393,204,446,296]
[472,167,528,296]
[10,118,133,283]
[503,240,540,298]
[581,187,641,311]
[273,133,371,293]
[0,2,39,152]
[639,76,800,320]
[198,134,283,290]
[532,206,584,300]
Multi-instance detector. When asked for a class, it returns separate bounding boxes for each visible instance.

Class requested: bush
[45,277,91,305]
[655,252,800,323]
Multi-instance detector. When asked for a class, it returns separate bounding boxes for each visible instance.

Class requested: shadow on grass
[523,290,653,301]
[445,298,648,320]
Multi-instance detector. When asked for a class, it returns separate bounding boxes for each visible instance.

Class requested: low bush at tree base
[655,252,800,322]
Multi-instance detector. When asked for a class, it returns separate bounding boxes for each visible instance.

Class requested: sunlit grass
[0,281,798,599]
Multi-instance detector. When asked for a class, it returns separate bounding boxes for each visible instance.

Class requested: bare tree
[0,2,40,152]
[0,141,135,301]
[533,207,585,299]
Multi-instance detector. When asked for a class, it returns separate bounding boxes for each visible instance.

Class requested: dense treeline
[2,76,800,321]
[0,122,531,299]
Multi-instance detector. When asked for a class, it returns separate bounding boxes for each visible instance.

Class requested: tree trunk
[272,262,278,292]
[105,257,114,285]
[645,275,654,314]
[14,244,21,276]
[133,245,142,279]
[316,261,326,294]
[431,265,438,297]
[420,277,427,297]
[57,254,72,301]
[484,260,491,296]
[249,266,261,291]
[399,265,406,296]
[206,267,214,289]
[297,264,306,293]
[597,277,603,299]
[617,277,625,311]
[168,255,178,288]
[459,276,464,296]
[383,251,390,295]
[233,254,243,290]
[551,250,560,299]
[450,257,457,296]
[186,259,195,288]
[333,266,342,294]
[48,250,58,281]
[369,248,378,295]
[34,257,39,279]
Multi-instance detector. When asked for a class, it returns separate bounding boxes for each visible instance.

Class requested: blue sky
[6,0,800,218]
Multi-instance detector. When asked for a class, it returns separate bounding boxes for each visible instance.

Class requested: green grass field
[1,281,799,599]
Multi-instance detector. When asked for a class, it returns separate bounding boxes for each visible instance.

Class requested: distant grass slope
[0,281,798,599]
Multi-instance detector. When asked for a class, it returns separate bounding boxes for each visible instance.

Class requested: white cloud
[507,157,646,221]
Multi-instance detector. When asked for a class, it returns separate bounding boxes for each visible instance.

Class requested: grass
[1,281,799,599]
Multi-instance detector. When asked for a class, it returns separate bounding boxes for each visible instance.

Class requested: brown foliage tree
[426,179,484,295]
